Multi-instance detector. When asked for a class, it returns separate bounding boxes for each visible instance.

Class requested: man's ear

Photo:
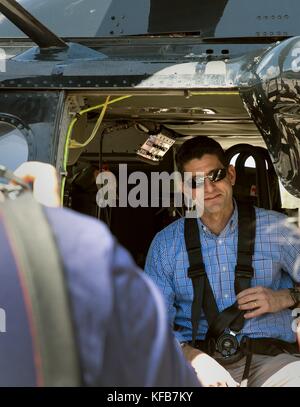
[227,164,236,186]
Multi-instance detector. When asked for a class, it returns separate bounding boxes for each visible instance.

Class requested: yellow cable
[69,95,111,149]
[69,95,132,148]
[61,116,77,203]
[60,94,132,203]
[80,95,132,116]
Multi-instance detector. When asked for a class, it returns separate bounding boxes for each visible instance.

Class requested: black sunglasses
[187,168,227,189]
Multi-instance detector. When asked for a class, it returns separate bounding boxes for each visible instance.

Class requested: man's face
[183,154,236,215]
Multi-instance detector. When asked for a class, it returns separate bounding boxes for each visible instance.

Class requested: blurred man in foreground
[0,162,213,386]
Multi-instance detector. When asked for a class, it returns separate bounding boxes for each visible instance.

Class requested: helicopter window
[0,122,28,172]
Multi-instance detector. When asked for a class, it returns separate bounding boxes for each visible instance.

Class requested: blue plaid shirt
[145,203,300,343]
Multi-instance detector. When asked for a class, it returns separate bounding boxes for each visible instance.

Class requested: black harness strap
[184,218,219,346]
[231,203,256,331]
[207,204,256,337]
[185,202,299,384]
[235,204,256,293]
[185,202,255,345]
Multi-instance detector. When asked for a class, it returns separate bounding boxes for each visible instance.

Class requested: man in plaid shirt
[145,136,300,387]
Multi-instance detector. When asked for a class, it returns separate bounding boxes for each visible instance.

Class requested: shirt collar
[198,199,238,238]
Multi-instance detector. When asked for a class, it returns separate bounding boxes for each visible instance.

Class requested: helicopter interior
[61,91,299,267]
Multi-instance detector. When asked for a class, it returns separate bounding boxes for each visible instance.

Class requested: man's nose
[204,177,215,192]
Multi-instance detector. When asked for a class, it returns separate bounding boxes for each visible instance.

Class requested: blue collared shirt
[145,204,300,343]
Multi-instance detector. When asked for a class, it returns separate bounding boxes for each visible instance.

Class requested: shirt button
[224,294,229,299]
[203,226,207,232]
[218,240,223,245]
[222,267,226,272]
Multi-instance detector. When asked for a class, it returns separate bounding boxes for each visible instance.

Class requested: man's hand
[182,344,239,387]
[237,286,295,319]
[14,162,60,207]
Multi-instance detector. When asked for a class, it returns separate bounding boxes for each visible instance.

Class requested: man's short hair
[175,136,228,174]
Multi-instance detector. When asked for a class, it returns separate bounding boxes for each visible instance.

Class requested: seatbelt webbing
[185,202,256,342]
[184,219,219,345]
[1,193,82,386]
[208,204,256,337]
[230,203,256,332]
